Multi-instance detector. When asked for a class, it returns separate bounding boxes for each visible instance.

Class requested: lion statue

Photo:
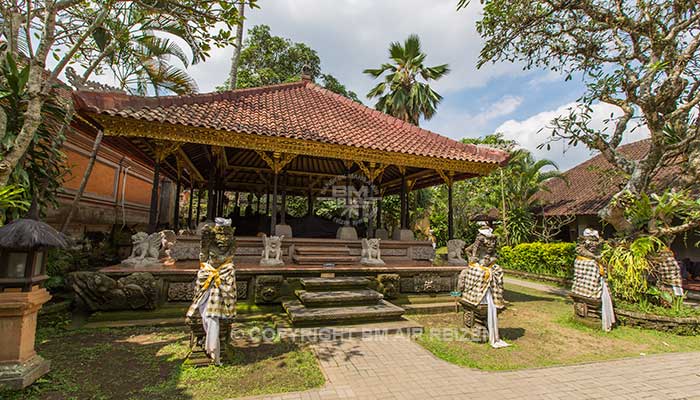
[361,238,385,266]
[260,234,284,266]
[122,232,162,267]
[446,239,468,265]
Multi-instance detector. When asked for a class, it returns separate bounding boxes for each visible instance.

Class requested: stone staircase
[291,245,358,265]
[283,277,405,325]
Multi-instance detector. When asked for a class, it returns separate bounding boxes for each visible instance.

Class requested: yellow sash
[200,257,233,290]
[469,261,496,282]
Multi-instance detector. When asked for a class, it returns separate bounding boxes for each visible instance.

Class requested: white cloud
[188,0,526,97]
[464,95,523,128]
[495,102,650,171]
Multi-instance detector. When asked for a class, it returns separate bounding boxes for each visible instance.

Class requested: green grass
[410,284,700,371]
[1,320,323,400]
[88,301,283,323]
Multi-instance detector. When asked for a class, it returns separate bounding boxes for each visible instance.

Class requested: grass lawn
[2,317,324,400]
[410,283,700,371]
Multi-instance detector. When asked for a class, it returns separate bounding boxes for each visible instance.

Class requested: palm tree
[364,34,449,125]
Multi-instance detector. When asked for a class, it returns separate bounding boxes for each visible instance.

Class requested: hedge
[499,242,576,279]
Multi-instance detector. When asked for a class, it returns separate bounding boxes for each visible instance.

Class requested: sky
[162,0,650,171]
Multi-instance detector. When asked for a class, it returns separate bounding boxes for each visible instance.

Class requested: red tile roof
[73,80,508,166]
[539,139,678,216]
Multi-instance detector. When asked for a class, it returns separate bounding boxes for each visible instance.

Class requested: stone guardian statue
[361,238,385,266]
[260,234,284,266]
[185,218,237,365]
[571,228,615,331]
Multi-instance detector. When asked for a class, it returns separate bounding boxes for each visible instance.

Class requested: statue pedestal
[458,298,503,343]
[570,293,602,322]
[0,289,51,389]
[392,229,414,241]
[274,224,293,238]
[336,226,358,240]
[374,228,389,240]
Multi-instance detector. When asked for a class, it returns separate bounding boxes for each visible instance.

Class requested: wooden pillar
[367,184,374,238]
[266,189,270,215]
[173,177,181,231]
[147,161,161,233]
[195,188,202,225]
[187,182,195,229]
[345,166,351,226]
[270,173,278,233]
[256,192,261,214]
[307,187,314,216]
[281,174,287,225]
[448,181,454,240]
[206,164,216,221]
[400,173,407,229]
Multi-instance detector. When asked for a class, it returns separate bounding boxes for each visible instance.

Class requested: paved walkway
[237,335,700,400]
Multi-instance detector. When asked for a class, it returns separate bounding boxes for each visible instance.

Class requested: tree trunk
[60,130,104,233]
[227,1,246,90]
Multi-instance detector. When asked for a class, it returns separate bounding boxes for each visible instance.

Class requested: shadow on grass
[500,327,526,341]
[504,289,557,303]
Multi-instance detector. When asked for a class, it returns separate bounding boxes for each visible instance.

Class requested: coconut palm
[364,34,449,125]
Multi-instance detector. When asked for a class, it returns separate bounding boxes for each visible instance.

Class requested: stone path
[236,335,700,400]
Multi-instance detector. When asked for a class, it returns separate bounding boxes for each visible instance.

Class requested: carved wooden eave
[89,114,501,177]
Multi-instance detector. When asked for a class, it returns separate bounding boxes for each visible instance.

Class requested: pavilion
[72,74,508,244]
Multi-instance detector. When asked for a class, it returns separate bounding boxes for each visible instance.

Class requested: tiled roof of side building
[72,80,509,166]
[538,139,679,216]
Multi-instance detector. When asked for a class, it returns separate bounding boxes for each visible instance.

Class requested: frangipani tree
[459,0,700,238]
[0,0,252,189]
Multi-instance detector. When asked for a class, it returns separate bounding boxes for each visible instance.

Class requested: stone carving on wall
[446,239,468,265]
[377,274,400,299]
[122,232,162,267]
[361,238,385,266]
[402,273,453,293]
[254,275,285,304]
[260,234,284,266]
[168,280,247,302]
[70,271,165,311]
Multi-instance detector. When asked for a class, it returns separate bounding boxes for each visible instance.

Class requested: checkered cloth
[459,262,505,309]
[186,261,237,320]
[650,249,682,288]
[571,256,605,300]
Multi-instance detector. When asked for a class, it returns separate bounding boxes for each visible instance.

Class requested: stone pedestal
[459,298,502,343]
[336,226,358,240]
[570,293,602,321]
[0,289,51,389]
[274,224,293,238]
[392,229,414,241]
[374,228,389,240]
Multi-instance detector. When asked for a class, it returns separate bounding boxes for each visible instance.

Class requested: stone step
[296,289,383,306]
[283,300,405,325]
[301,276,371,289]
[277,319,423,340]
[292,254,358,264]
[294,246,351,255]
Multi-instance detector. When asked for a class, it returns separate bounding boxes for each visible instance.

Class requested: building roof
[539,139,678,216]
[73,80,509,171]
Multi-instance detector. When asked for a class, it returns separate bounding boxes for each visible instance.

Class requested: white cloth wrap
[195,290,222,364]
[480,288,509,348]
[600,278,615,332]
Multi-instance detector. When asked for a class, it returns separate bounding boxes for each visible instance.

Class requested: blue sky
[170,0,648,171]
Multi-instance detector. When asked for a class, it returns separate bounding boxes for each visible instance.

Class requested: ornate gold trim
[255,151,297,174]
[93,115,499,175]
[435,169,455,186]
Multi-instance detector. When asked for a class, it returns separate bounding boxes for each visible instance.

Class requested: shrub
[499,242,576,278]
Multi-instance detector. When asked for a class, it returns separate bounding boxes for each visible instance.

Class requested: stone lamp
[0,202,68,389]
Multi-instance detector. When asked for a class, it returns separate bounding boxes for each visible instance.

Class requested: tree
[221,25,359,102]
[364,34,449,125]
[0,0,251,189]
[459,0,700,237]
[228,1,257,90]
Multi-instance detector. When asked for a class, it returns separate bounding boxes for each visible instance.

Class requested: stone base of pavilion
[99,235,462,325]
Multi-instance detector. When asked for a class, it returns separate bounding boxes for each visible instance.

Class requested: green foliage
[499,242,576,278]
[364,34,449,125]
[601,235,665,303]
[221,25,359,102]
[0,184,29,225]
[619,189,700,240]
[0,52,68,215]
